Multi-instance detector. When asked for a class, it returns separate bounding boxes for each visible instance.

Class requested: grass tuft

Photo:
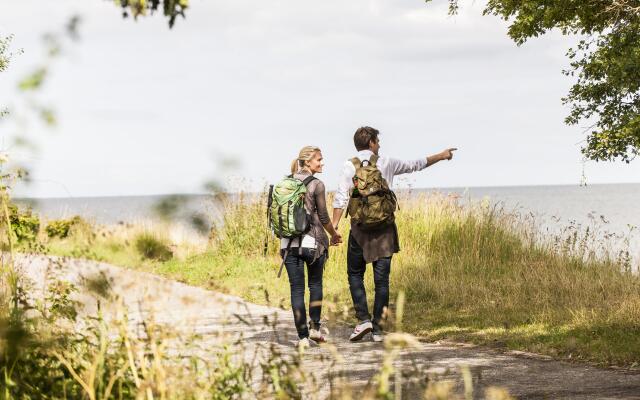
[134,232,173,261]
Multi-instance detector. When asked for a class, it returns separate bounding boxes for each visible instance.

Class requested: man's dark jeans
[347,233,391,334]
[283,247,325,339]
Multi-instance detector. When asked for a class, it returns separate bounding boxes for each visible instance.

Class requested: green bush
[7,204,40,243]
[45,216,83,239]
[134,233,173,261]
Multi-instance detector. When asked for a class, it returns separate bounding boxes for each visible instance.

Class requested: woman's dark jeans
[347,233,391,334]
[283,247,326,339]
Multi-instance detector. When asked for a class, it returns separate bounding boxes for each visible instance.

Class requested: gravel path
[17,255,640,399]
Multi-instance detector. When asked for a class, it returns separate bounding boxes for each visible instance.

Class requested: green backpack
[347,154,397,230]
[268,175,315,239]
[266,175,316,277]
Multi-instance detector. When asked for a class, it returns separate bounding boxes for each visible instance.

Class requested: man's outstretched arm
[391,148,458,176]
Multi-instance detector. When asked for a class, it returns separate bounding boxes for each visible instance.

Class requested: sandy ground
[16,254,640,399]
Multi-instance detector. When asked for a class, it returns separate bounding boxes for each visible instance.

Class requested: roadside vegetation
[4,201,500,398]
[39,192,640,368]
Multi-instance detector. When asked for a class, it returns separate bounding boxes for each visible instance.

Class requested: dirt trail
[17,255,640,399]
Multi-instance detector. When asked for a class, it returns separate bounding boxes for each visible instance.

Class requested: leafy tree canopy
[114,0,188,28]
[0,36,10,73]
[435,0,640,162]
[1,36,13,119]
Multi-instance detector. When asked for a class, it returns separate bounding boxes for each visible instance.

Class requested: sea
[15,183,640,269]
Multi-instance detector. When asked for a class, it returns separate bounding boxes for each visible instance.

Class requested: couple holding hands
[272,126,456,348]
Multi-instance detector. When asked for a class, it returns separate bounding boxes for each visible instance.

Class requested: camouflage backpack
[347,154,397,230]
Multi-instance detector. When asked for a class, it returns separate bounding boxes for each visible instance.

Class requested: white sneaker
[297,337,317,349]
[372,332,384,342]
[309,328,327,343]
[349,320,373,342]
[297,337,310,349]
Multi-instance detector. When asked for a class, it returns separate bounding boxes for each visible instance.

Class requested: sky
[1,0,639,198]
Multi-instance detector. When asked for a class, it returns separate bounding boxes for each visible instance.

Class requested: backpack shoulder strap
[302,175,316,186]
[369,154,379,167]
[350,157,362,170]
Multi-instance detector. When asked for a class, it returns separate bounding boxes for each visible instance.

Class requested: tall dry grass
[41,191,640,366]
[207,192,640,366]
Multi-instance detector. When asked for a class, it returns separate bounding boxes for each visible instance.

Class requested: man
[332,126,456,342]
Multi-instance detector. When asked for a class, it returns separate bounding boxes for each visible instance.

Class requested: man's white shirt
[332,150,428,210]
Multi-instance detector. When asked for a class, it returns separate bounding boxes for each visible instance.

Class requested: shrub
[45,216,83,239]
[6,204,40,243]
[134,232,173,261]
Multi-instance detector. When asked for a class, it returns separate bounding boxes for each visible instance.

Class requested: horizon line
[14,181,640,200]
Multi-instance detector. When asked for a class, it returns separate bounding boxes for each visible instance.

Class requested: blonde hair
[291,146,321,174]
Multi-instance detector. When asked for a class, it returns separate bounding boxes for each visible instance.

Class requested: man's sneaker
[372,332,384,343]
[349,320,373,342]
[309,328,327,343]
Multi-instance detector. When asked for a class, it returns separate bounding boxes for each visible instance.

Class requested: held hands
[330,232,343,246]
[329,219,342,246]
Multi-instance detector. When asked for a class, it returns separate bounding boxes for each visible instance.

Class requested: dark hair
[353,126,379,151]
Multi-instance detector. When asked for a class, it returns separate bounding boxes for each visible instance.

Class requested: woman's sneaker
[297,337,317,350]
[309,327,327,343]
[349,320,373,341]
[372,332,384,343]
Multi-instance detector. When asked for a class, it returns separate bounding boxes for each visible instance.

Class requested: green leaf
[18,68,47,91]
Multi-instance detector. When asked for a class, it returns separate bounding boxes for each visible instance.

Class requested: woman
[282,146,342,348]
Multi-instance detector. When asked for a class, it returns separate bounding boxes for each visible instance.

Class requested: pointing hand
[442,148,458,160]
